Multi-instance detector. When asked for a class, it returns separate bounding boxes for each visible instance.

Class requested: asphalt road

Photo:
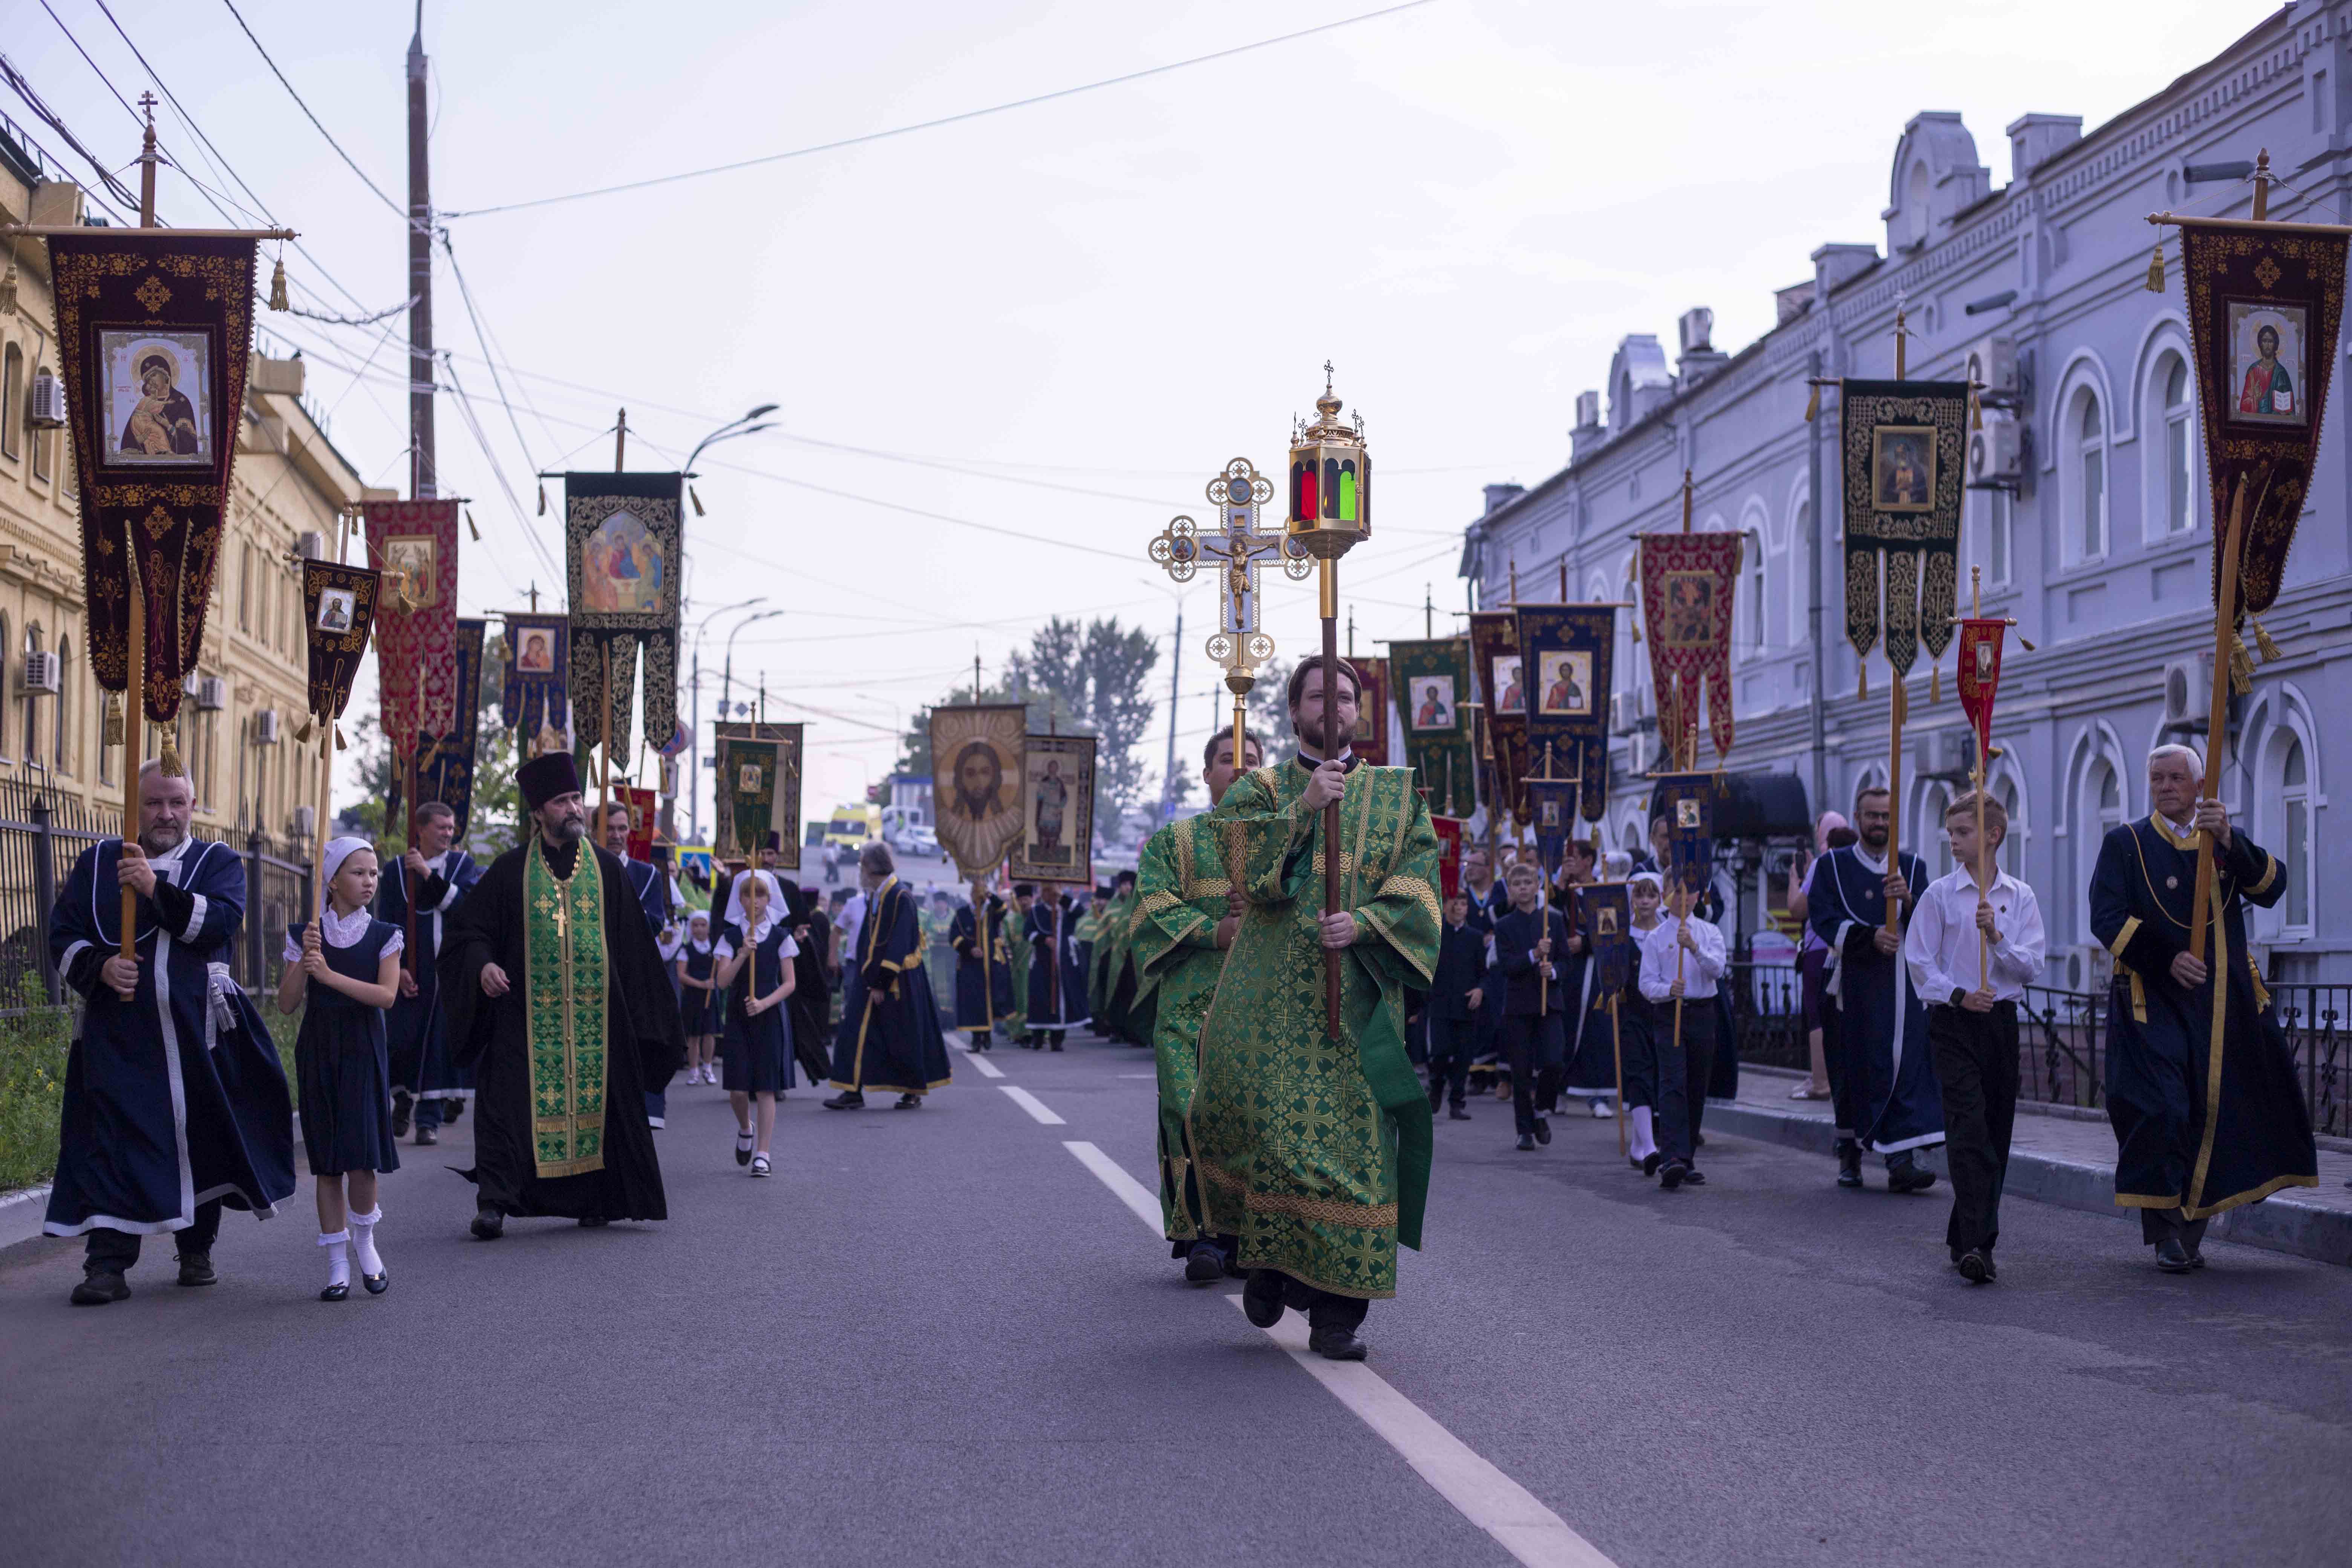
[5,1030,2350,1567]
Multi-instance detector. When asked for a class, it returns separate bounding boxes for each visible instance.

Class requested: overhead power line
[216,0,407,219]
[443,0,1436,218]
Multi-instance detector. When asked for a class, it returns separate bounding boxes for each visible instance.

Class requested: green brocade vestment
[1191,760,1441,1298]
[1091,890,1136,1022]
[524,836,609,1178]
[1130,816,1237,1242]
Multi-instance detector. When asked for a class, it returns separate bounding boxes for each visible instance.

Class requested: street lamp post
[687,404,779,476]
[683,595,767,841]
[715,606,784,844]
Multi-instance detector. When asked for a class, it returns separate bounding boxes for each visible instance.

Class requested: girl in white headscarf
[715,870,798,1177]
[675,911,720,1084]
[274,837,403,1302]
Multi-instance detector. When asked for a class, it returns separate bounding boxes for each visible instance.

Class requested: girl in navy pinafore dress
[274,836,403,1302]
[716,870,798,1178]
[676,910,720,1084]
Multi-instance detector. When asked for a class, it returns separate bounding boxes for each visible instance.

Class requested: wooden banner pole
[119,579,144,963]
[600,639,615,816]
[1886,672,1907,930]
[2190,477,2251,965]
[1611,993,1626,1159]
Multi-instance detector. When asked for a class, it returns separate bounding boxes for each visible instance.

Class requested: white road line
[1060,1136,1615,1568]
[1062,1140,1161,1228]
[1115,1072,1156,1079]
[950,1041,1005,1078]
[997,1084,1064,1125]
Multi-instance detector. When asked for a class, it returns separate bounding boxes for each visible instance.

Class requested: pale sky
[8,0,2273,827]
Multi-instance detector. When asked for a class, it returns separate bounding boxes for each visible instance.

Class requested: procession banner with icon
[1577,883,1636,994]
[1525,777,1579,880]
[1651,772,1718,899]
[1432,815,1464,900]
[1391,637,1475,817]
[619,784,659,861]
[1955,616,2006,760]
[499,613,571,754]
[47,230,258,730]
[409,617,485,840]
[930,706,1027,878]
[302,559,381,726]
[1468,611,1530,825]
[1635,534,1743,767]
[1515,603,1614,819]
[1009,732,1096,888]
[713,721,802,870]
[1349,655,1391,766]
[1837,380,1968,685]
[362,499,461,760]
[565,472,682,758]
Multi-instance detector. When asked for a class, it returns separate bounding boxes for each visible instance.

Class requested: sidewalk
[1709,1064,2352,1267]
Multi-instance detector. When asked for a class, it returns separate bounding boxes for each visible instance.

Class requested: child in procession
[1905,792,2045,1284]
[1617,868,1667,1172]
[1493,860,1574,1153]
[675,910,720,1084]
[716,870,798,1177]
[1424,890,1488,1121]
[1637,867,1727,1190]
[274,837,403,1302]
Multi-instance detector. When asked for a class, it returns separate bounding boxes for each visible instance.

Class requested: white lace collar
[317,904,375,947]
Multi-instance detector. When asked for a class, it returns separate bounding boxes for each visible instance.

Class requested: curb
[1703,1096,2352,1268]
[0,1185,56,1257]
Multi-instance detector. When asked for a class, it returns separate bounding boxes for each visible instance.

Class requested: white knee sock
[348,1207,383,1276]
[1629,1106,1657,1160]
[318,1229,351,1289]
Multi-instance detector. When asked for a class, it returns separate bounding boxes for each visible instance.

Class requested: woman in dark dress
[676,910,720,1084]
[715,870,798,1178]
[273,838,403,1302]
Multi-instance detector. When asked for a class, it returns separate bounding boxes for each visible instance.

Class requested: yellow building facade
[1,135,374,845]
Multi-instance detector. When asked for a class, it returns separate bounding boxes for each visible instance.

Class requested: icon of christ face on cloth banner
[930,705,1027,876]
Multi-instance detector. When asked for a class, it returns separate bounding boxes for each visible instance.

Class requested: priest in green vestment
[1132,726,1264,1285]
[1090,871,1138,1036]
[1194,660,1441,1361]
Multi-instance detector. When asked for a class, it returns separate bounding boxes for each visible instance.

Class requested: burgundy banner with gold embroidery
[363,499,461,759]
[2176,218,2349,620]
[46,231,256,720]
[302,559,380,721]
[1432,815,1464,899]
[1468,611,1530,825]
[1637,533,1742,767]
[1350,655,1390,766]
[1955,617,2006,758]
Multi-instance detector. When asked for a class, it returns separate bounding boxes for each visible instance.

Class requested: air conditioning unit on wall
[1965,335,2021,404]
[28,371,67,428]
[256,709,282,744]
[2061,943,2113,994]
[2161,654,2213,729]
[197,677,227,711]
[1967,411,2023,492]
[20,651,59,694]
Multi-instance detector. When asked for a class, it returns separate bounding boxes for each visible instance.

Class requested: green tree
[339,642,519,856]
[1247,655,1298,752]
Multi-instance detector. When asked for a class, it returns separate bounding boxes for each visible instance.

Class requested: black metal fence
[0,778,312,1006]
[1724,960,2348,1139]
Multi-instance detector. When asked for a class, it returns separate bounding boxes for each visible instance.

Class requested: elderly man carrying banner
[438,753,686,1238]
[2092,744,2316,1272]
[1191,660,1441,1362]
[46,763,296,1304]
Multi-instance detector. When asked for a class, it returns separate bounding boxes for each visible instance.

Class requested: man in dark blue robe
[826,843,952,1109]
[46,763,294,1303]
[2092,744,2316,1270]
[1806,786,1942,1192]
[380,799,481,1147]
[600,799,674,1126]
[950,885,1017,1050]
[1024,889,1088,1049]
[1458,845,1510,1096]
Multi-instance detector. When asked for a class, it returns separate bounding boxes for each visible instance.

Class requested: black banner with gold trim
[1838,379,1966,677]
[302,559,379,721]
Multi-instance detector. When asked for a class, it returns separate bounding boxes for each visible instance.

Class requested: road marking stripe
[950,1040,1006,1078]
[998,1085,1064,1125]
[1061,1138,1615,1568]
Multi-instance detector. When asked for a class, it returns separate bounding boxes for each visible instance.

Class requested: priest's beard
[1295,708,1335,754]
[1859,823,1888,855]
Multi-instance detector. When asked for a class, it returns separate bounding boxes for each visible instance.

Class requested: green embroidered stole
[524,836,610,1178]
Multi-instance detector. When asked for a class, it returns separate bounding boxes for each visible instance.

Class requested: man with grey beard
[438,753,686,1239]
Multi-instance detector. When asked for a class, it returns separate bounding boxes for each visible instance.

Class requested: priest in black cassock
[1024,888,1087,1049]
[825,842,952,1110]
[438,753,686,1238]
[951,882,1016,1051]
[2092,744,2316,1271]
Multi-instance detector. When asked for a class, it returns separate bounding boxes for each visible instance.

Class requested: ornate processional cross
[1148,458,1312,767]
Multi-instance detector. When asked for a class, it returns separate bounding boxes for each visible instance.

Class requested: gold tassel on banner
[294,718,314,745]
[1969,383,1982,432]
[537,482,548,517]
[2145,240,2165,294]
[689,484,705,518]
[1804,382,1821,423]
[1930,664,1941,703]
[1858,665,1868,701]
[103,692,124,747]
[268,255,289,312]
[2230,636,2255,695]
[465,508,482,542]
[335,724,348,751]
[0,262,17,318]
[2252,617,2283,663]
[158,730,185,777]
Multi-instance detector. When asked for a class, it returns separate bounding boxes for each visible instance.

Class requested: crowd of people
[34,675,2320,1333]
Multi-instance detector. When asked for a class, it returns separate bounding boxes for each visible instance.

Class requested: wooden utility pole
[406,6,436,499]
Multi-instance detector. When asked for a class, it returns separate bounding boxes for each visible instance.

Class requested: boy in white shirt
[1636,875,1728,1190]
[1904,792,2046,1283]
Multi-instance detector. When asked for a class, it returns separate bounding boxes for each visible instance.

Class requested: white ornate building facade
[1461,4,2352,984]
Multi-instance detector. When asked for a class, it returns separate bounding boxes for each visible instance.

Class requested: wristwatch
[1950,988,1968,1008]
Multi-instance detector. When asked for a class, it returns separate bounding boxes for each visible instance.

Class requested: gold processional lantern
[1285,369,1372,563]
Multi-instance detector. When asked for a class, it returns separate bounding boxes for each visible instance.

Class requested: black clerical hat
[518,751,582,810]
[762,830,782,851]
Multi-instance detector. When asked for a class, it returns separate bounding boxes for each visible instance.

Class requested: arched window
[2162,356,2194,536]
[1916,780,1954,880]
[237,545,254,634]
[2280,731,2312,934]
[0,342,20,461]
[2080,757,2125,905]
[55,637,72,772]
[1905,162,1931,247]
[1994,773,2023,878]
[2075,390,2107,561]
[1744,535,1768,660]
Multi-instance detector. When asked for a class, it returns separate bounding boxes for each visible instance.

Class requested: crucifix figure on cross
[1147,457,1312,767]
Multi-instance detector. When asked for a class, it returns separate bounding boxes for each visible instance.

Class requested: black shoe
[391,1092,412,1139]
[1957,1249,1993,1285]
[1642,1152,1664,1177]
[1184,1244,1225,1286]
[1887,1155,1937,1194]
[2155,1237,2194,1273]
[1835,1138,1863,1188]
[1448,1105,1472,1121]
[1427,1089,1444,1114]
[415,1126,439,1147]
[70,1271,130,1306]
[361,1268,389,1296]
[893,1093,922,1110]
[175,1251,216,1287]
[578,1216,609,1228]
[1516,1133,1535,1151]
[1533,1117,1551,1146]
[1242,1269,1286,1328]
[823,1092,865,1110]
[1681,1168,1707,1186]
[1308,1326,1369,1361]
[320,1280,349,1303]
[1695,1132,1707,1147]
[735,1130,755,1167]
[1050,1038,1064,1052]
[1660,1161,1689,1190]
[470,1207,504,1241]
[442,1099,465,1124]
[2189,1247,2207,1270]
[1837,1165,1864,1188]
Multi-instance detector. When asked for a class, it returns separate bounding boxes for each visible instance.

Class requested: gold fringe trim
[2229,637,2254,695]
[1804,382,1821,423]
[2251,617,2282,663]
[1929,663,1941,703]
[157,732,185,777]
[267,257,289,312]
[102,692,124,747]
[2145,239,2165,294]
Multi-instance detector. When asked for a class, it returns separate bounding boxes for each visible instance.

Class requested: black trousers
[85,1198,222,1272]
[1821,995,1859,1142]
[1504,1012,1567,1135]
[1425,1012,1475,1107]
[1929,1001,2019,1256]
[1654,1000,1717,1165]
